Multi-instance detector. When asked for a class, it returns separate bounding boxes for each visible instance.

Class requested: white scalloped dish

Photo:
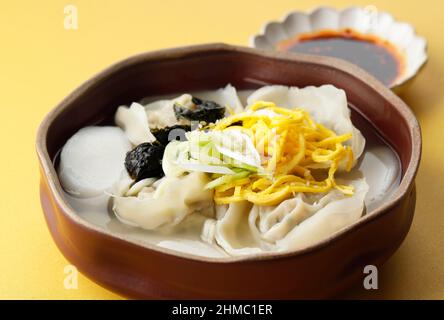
[250,6,427,91]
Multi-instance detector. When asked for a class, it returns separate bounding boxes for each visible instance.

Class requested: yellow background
[1,0,443,299]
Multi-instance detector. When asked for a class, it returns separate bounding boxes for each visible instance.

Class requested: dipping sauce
[277,29,405,86]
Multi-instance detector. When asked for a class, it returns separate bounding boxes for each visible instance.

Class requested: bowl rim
[248,5,429,90]
[36,43,422,263]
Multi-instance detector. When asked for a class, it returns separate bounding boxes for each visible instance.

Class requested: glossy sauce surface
[278,30,404,86]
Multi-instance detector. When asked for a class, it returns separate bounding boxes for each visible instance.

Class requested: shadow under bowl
[36,43,421,299]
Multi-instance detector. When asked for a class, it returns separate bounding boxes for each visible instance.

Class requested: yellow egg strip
[210,101,355,206]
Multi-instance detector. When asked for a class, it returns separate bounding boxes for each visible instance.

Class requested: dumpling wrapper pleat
[112,172,214,230]
[207,178,368,256]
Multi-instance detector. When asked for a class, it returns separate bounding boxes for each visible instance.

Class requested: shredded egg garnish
[206,101,355,206]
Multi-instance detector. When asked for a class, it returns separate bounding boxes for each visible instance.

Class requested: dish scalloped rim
[249,6,428,90]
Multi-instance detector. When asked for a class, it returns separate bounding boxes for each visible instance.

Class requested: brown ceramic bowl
[36,43,421,299]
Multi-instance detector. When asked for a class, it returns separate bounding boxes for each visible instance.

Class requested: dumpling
[246,85,365,169]
[192,84,244,115]
[116,86,244,145]
[203,178,368,256]
[115,102,156,145]
[201,202,265,256]
[115,95,191,145]
[58,126,131,197]
[275,179,369,251]
[112,172,214,230]
[144,94,191,129]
